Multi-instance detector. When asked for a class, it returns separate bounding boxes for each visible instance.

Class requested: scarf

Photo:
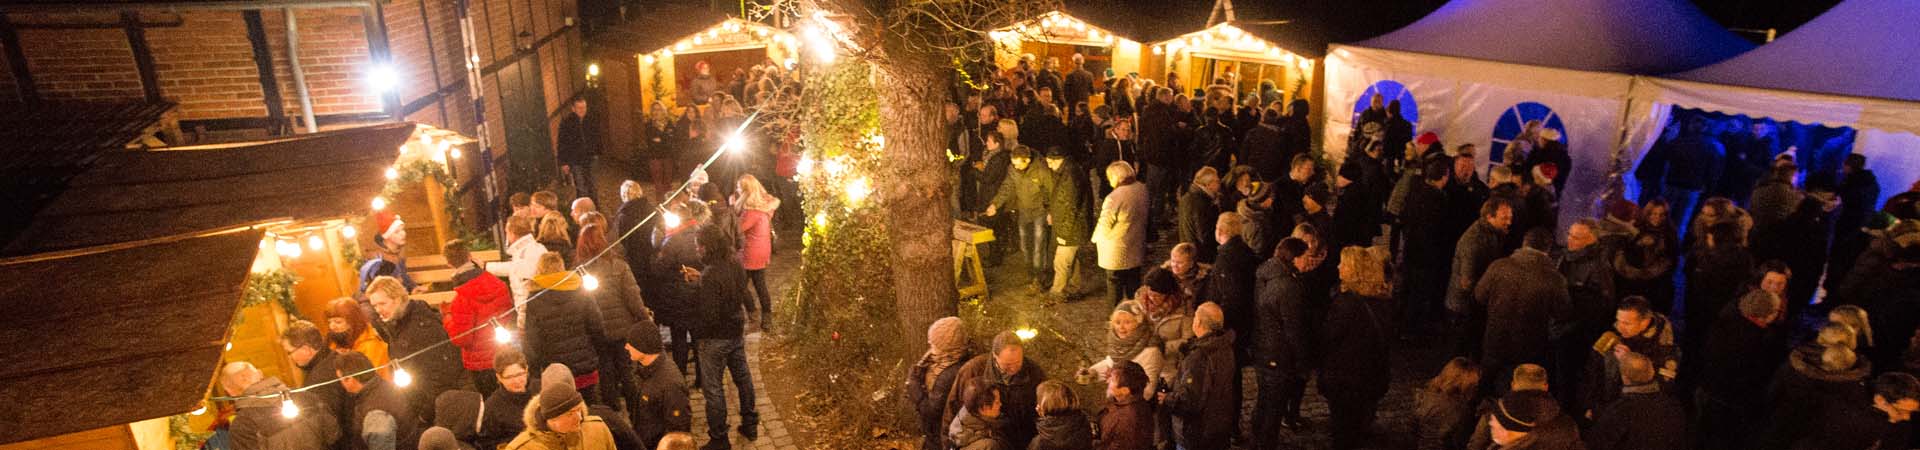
[1106,326,1153,362]
[921,317,968,386]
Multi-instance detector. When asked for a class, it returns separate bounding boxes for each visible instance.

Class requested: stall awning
[1353,0,1752,74]
[1,122,416,256]
[0,229,263,445]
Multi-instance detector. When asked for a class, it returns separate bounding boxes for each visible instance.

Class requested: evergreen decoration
[169,414,212,450]
[237,269,301,326]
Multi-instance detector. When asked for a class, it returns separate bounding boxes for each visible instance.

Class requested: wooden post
[424,177,454,248]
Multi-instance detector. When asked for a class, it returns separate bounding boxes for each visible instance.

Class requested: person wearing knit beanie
[418,427,468,450]
[1143,268,1179,297]
[625,320,692,449]
[433,390,485,444]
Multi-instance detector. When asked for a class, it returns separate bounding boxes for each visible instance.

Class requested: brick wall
[258,8,384,120]
[0,39,18,104]
[13,12,144,102]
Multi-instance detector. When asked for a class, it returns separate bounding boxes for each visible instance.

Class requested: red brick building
[0,0,590,227]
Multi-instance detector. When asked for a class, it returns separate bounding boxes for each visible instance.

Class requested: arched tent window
[1351,80,1418,127]
[1490,101,1567,165]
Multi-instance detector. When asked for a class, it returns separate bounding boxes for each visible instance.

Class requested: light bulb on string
[725,133,746,154]
[385,167,399,180]
[449,147,463,159]
[1014,328,1038,341]
[371,197,388,211]
[191,403,208,416]
[393,367,413,387]
[307,235,324,251]
[662,211,683,229]
[795,158,814,177]
[341,224,358,238]
[581,272,600,291]
[844,177,871,204]
[280,392,300,418]
[493,320,513,344]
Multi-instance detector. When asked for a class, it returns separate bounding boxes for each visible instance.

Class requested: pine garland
[236,269,301,326]
[169,414,212,450]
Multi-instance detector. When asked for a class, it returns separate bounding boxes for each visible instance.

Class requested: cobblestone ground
[686,245,805,450]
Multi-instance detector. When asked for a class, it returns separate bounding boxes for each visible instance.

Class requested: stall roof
[1669,0,1920,102]
[0,229,262,445]
[0,122,415,256]
[1352,0,1753,74]
[0,101,179,245]
[590,4,733,57]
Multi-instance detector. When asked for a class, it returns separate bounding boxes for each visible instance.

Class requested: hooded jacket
[949,408,1009,450]
[1475,248,1572,368]
[377,299,465,421]
[690,252,752,340]
[1029,410,1094,450]
[523,272,609,379]
[1253,257,1310,375]
[503,410,617,450]
[738,197,779,270]
[583,258,648,346]
[1761,344,1872,449]
[234,377,342,450]
[444,265,512,371]
[481,388,532,449]
[1095,394,1154,450]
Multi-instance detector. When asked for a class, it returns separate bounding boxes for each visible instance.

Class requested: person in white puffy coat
[1094,161,1150,304]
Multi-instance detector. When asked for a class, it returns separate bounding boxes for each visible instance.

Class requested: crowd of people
[911,50,1920,450]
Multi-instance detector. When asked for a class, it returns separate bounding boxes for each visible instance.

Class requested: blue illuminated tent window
[1490,102,1567,164]
[1352,80,1418,126]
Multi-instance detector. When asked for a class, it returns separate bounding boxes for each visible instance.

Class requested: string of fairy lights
[207,112,763,419]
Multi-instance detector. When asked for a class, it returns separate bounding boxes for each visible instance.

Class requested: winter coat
[376,299,465,418]
[491,235,550,306]
[909,348,976,450]
[1020,111,1069,156]
[1333,153,1389,248]
[1466,395,1584,450]
[443,266,512,371]
[1321,292,1395,393]
[945,356,1049,449]
[647,224,701,327]
[975,150,1013,213]
[1176,189,1220,261]
[480,389,531,449]
[1558,245,1617,342]
[1449,220,1506,313]
[1579,314,1678,412]
[1475,249,1572,368]
[992,160,1056,222]
[1613,227,1677,310]
[689,253,751,340]
[1414,388,1476,450]
[1749,180,1804,231]
[1700,308,1786,404]
[349,377,416,450]
[1028,410,1094,450]
[1095,395,1154,450]
[1243,123,1287,181]
[1835,169,1880,236]
[582,258,648,345]
[233,378,341,450]
[294,348,348,424]
[1760,344,1872,449]
[523,272,609,379]
[738,208,774,270]
[615,200,656,284]
[1790,402,1910,450]
[1093,181,1149,270]
[501,415,617,450]
[1046,161,1092,246]
[1204,237,1259,356]
[1584,386,1685,450]
[949,409,1009,450]
[1684,245,1754,340]
[1188,120,1237,172]
[630,358,692,448]
[1167,330,1237,450]
[1253,257,1310,375]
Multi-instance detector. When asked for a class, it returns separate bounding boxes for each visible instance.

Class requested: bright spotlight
[367,65,400,93]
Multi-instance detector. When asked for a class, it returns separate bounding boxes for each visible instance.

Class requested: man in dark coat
[1097,361,1154,450]
[1683,221,1755,380]
[1320,271,1397,450]
[1554,219,1616,407]
[480,351,532,450]
[1475,229,1572,382]
[522,254,611,403]
[615,181,657,293]
[688,225,760,447]
[1827,154,1882,287]
[1443,152,1490,244]
[339,351,416,450]
[1698,290,1786,450]
[1584,352,1685,450]
[1663,118,1723,226]
[1044,149,1093,299]
[1161,303,1237,450]
[1790,372,1920,450]
[1268,155,1317,244]
[1450,199,1514,357]
[556,98,599,200]
[1063,54,1095,110]
[1401,159,1453,336]
[1333,142,1389,249]
[1176,168,1223,263]
[945,331,1049,449]
[1253,238,1313,441]
[1276,100,1312,167]
[225,361,340,450]
[1242,108,1287,182]
[1578,297,1678,416]
[366,276,464,426]
[1381,100,1415,167]
[625,321,691,449]
[281,320,347,422]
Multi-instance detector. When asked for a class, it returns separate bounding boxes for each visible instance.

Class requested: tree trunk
[874,62,956,351]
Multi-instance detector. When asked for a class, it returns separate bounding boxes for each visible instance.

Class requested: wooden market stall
[989,10,1149,82]
[0,123,416,450]
[589,5,796,167]
[1153,21,1319,106]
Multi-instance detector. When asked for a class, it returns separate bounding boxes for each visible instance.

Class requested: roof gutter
[0,0,372,13]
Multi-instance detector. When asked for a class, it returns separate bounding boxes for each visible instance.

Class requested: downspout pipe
[286,8,318,132]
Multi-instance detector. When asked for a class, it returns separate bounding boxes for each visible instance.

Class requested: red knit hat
[1415,132,1440,147]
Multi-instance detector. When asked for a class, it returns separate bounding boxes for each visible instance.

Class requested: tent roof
[1,122,414,256]
[1670,0,1920,102]
[0,229,261,445]
[1353,0,1753,74]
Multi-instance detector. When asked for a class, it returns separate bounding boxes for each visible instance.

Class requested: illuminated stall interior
[1155,22,1317,105]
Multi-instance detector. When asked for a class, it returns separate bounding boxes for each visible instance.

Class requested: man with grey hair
[571,197,597,226]
[615,180,655,292]
[1161,302,1237,450]
[1063,53,1095,112]
[225,362,340,450]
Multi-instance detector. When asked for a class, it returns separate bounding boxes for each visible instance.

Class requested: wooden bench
[407,250,500,270]
[416,290,457,306]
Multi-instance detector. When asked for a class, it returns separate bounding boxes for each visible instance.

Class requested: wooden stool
[953,220,995,300]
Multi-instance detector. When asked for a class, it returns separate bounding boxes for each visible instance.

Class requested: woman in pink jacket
[734,175,781,331]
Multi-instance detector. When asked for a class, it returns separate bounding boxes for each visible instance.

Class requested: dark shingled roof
[588,3,731,57]
[2,122,416,256]
[0,229,263,445]
[0,102,179,246]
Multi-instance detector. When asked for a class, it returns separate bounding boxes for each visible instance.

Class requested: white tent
[1623,0,1920,208]
[1323,0,1751,229]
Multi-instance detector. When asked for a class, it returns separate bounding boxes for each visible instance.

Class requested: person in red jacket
[441,239,514,395]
